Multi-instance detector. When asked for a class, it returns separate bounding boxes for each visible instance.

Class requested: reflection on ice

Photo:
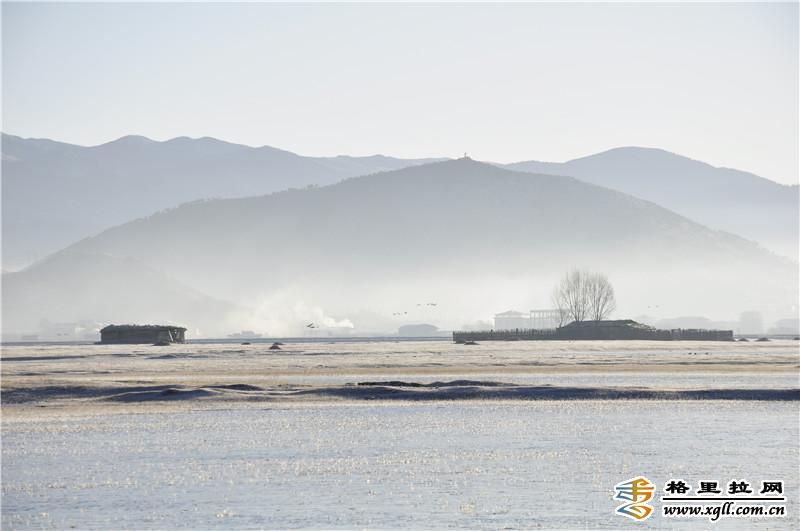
[2,401,798,529]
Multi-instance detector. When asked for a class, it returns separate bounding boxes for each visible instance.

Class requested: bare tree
[552,269,590,324]
[552,269,616,324]
[586,272,616,321]
[553,304,572,327]
[551,286,570,326]
[551,281,568,326]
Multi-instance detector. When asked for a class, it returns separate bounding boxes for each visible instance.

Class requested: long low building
[99,324,187,344]
[454,319,733,342]
[494,309,562,330]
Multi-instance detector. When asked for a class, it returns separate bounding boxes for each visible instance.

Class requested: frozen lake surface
[2,401,798,529]
[2,340,798,528]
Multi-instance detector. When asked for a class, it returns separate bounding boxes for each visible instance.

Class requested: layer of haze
[3,2,798,184]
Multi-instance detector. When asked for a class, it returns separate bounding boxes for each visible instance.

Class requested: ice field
[2,339,798,528]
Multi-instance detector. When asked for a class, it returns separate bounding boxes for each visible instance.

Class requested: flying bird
[306,323,316,328]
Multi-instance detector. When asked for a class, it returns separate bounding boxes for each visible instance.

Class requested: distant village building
[493,310,530,330]
[99,324,186,344]
[529,309,561,329]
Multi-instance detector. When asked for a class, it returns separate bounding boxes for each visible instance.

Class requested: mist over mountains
[1,133,441,269]
[4,158,795,337]
[2,252,241,336]
[507,147,799,260]
[4,134,797,274]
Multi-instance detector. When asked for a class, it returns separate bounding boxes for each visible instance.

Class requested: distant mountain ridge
[3,134,797,272]
[1,133,443,269]
[506,147,798,260]
[5,158,793,337]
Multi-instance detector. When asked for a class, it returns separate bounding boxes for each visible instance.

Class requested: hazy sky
[3,2,798,184]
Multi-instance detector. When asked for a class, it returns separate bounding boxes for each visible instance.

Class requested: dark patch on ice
[4,382,799,405]
[1,355,88,362]
[3,383,265,404]
[357,380,511,388]
[358,381,426,388]
[302,383,800,402]
[106,387,217,402]
[2,384,181,403]
[210,384,265,391]
[146,353,209,360]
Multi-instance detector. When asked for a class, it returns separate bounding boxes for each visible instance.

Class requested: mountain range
[1,133,441,269]
[4,158,795,337]
[507,147,798,260]
[3,134,797,274]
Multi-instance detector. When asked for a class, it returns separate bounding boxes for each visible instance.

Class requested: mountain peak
[429,156,496,170]
[568,146,708,168]
[101,135,156,147]
[371,156,508,180]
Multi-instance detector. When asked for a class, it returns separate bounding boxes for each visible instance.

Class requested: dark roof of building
[101,324,187,332]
